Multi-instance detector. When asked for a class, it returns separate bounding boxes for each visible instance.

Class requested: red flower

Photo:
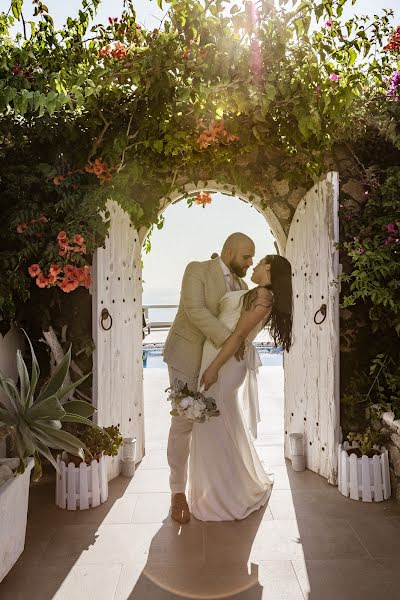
[195,192,212,207]
[49,264,62,277]
[53,175,65,186]
[28,264,41,278]
[57,231,68,241]
[36,273,49,288]
[64,264,75,276]
[16,223,28,233]
[73,234,85,245]
[384,26,400,52]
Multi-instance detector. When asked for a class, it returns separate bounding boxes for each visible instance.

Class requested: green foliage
[0,330,105,479]
[62,422,123,461]
[347,427,388,457]
[0,1,397,316]
[339,165,400,431]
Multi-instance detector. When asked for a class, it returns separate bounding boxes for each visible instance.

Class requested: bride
[187,254,293,521]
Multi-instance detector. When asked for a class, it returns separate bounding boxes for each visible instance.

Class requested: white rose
[180,396,193,409]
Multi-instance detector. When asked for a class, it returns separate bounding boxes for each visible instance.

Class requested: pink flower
[16,223,28,233]
[36,273,50,288]
[64,265,75,276]
[73,234,85,245]
[358,247,365,254]
[57,231,68,241]
[28,264,41,278]
[49,264,62,277]
[325,21,332,27]
[329,73,340,82]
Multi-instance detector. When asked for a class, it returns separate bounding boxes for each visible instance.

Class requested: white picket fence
[56,454,108,510]
[338,442,391,502]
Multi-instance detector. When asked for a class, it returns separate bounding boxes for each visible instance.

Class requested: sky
[5,0,398,300]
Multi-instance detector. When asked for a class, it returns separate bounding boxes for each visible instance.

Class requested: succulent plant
[0,330,105,479]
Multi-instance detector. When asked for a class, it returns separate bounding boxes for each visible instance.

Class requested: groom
[163,232,255,523]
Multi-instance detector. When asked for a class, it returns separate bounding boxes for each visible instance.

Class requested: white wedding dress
[188,290,274,521]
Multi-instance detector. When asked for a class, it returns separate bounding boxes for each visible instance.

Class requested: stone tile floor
[2,366,400,600]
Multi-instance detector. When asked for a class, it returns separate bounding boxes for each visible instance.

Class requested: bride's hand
[200,366,218,391]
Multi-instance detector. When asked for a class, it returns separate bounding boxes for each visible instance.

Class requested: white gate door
[92,200,145,463]
[284,172,340,484]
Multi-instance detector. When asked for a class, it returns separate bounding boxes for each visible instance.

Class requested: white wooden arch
[92,174,340,484]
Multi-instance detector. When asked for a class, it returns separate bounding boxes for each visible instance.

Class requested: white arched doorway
[91,173,340,484]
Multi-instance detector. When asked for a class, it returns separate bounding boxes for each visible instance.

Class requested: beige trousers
[167,365,198,494]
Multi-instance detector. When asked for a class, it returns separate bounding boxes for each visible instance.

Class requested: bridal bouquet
[166,380,220,423]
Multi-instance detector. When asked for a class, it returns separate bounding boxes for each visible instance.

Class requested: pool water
[143,347,283,368]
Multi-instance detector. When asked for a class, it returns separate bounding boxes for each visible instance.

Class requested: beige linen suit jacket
[163,258,247,378]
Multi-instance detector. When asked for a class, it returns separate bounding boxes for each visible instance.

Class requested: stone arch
[138,180,287,255]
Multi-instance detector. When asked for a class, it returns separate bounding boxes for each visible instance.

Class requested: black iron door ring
[314,303,327,325]
[101,308,113,331]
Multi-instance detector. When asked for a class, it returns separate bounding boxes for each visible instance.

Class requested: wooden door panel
[284,172,340,484]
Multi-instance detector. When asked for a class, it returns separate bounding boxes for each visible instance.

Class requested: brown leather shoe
[171,493,191,524]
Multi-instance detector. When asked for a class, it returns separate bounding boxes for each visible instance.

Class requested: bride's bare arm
[200,288,273,390]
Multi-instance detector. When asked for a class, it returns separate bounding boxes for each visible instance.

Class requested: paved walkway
[2,366,400,599]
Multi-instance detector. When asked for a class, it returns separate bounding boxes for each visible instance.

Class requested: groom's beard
[230,260,248,278]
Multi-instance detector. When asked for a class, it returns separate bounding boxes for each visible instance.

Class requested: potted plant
[338,427,391,502]
[61,423,123,465]
[56,424,123,510]
[0,331,102,581]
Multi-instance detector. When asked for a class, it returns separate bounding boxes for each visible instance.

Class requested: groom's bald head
[221,232,255,278]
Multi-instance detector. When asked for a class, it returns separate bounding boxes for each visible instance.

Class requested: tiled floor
[2,366,400,600]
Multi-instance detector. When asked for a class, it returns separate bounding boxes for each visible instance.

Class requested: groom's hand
[234,341,245,361]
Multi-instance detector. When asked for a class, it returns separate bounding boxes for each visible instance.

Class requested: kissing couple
[163,232,293,523]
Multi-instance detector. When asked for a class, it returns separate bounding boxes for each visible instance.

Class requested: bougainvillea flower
[28,264,41,278]
[329,73,340,82]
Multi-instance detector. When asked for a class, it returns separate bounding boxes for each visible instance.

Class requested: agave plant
[0,330,104,479]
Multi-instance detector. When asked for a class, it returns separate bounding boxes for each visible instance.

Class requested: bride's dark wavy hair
[241,254,293,351]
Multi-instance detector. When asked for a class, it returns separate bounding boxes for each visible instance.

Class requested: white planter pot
[0,458,34,583]
[56,454,108,510]
[338,442,391,502]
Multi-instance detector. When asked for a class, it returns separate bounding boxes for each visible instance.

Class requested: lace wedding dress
[188,290,274,521]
